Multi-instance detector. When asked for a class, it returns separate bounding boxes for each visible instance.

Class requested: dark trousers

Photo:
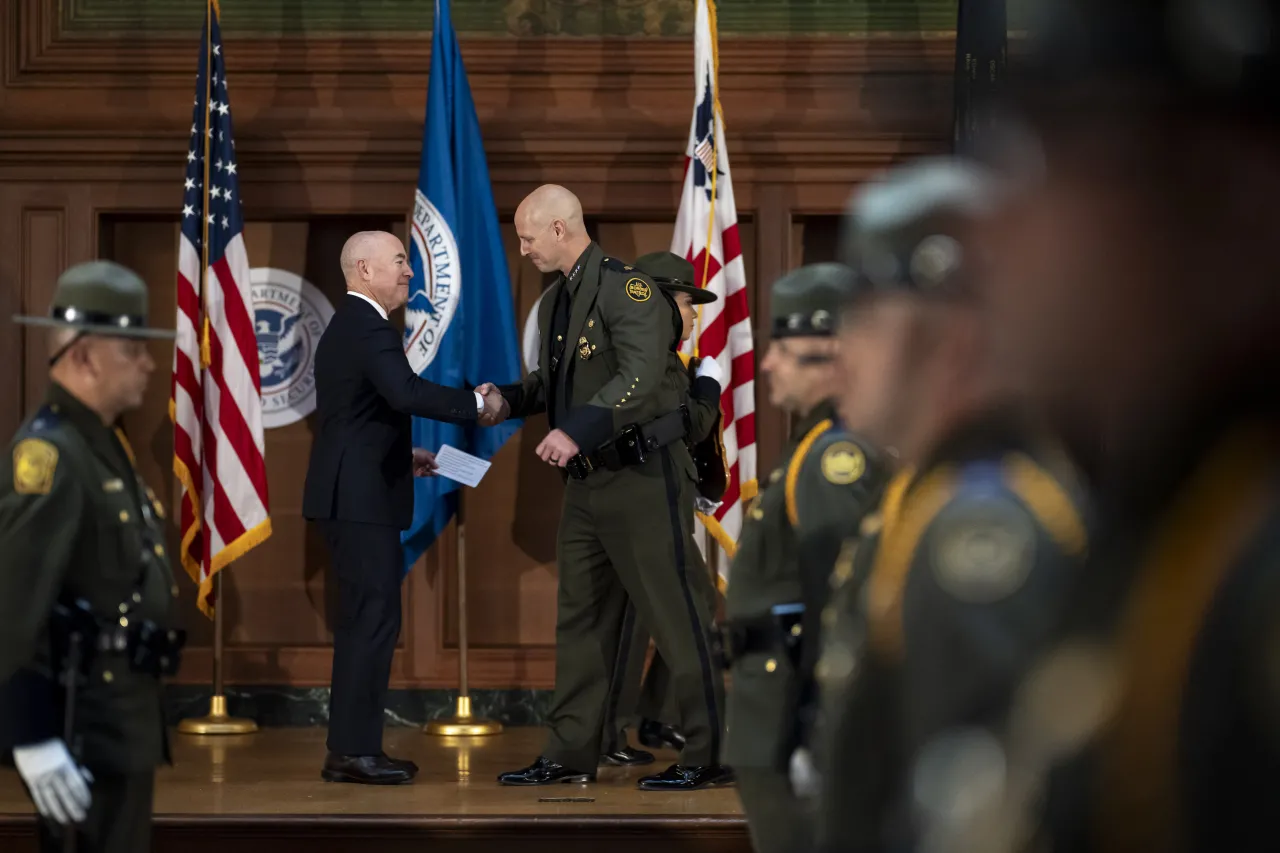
[737,768,811,853]
[320,519,403,756]
[37,770,153,853]
[545,448,725,771]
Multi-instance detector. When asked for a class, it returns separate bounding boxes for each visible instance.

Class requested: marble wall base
[164,686,552,728]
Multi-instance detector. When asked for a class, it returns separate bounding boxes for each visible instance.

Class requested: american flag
[170,1,271,619]
[672,0,757,588]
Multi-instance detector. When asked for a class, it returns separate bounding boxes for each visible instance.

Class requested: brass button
[118,602,128,614]
[750,507,764,520]
[171,584,180,597]
[153,544,165,557]
[765,659,777,673]
[132,591,142,603]
[119,616,129,628]
[790,623,802,637]
[102,671,114,683]
[557,335,563,342]
[119,510,130,522]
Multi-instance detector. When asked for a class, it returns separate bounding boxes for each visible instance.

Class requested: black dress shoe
[498,756,595,786]
[637,763,735,791]
[637,719,687,752]
[383,753,419,774]
[322,753,416,785]
[599,745,655,767]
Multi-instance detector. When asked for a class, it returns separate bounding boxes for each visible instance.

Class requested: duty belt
[52,598,187,680]
[565,405,690,480]
[713,603,805,670]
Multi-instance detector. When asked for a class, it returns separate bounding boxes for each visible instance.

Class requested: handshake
[475,383,510,427]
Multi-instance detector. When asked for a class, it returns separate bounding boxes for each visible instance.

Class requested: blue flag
[400,0,522,573]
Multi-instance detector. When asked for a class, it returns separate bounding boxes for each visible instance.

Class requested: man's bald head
[340,230,413,313]
[515,184,592,275]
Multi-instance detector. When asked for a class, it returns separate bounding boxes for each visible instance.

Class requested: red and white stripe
[171,232,271,618]
[672,0,757,588]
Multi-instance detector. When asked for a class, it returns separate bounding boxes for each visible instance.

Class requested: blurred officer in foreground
[0,261,184,853]
[968,1,1280,851]
[811,158,1090,853]
[600,250,722,766]
[720,263,887,853]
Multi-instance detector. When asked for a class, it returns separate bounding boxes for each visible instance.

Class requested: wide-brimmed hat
[634,252,718,305]
[13,260,176,339]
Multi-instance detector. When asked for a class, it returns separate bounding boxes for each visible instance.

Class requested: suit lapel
[564,243,604,363]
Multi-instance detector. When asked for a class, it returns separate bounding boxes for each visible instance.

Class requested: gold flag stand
[426,508,502,736]
[178,572,258,735]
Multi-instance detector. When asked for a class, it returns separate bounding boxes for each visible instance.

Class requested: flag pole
[177,0,257,737]
[425,500,502,735]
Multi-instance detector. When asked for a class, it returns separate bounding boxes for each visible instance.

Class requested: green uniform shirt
[724,401,886,769]
[0,382,179,772]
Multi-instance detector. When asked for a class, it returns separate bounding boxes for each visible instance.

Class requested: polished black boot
[637,763,735,791]
[321,753,416,785]
[599,745,655,767]
[498,756,596,786]
[636,718,686,752]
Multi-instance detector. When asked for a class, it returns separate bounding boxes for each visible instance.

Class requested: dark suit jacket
[302,294,478,530]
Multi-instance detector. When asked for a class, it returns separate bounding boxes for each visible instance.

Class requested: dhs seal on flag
[251,267,335,429]
[404,190,463,374]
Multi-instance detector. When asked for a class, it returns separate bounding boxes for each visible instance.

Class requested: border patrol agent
[811,159,1090,853]
[0,261,184,853]
[968,2,1280,851]
[600,251,724,766]
[721,263,887,853]
[496,234,731,791]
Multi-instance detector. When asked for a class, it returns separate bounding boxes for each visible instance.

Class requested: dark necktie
[547,281,573,429]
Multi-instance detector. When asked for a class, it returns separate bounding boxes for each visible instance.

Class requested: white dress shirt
[346,291,483,414]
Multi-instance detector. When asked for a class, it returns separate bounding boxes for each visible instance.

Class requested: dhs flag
[401,0,522,572]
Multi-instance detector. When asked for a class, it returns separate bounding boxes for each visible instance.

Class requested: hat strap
[48,330,86,367]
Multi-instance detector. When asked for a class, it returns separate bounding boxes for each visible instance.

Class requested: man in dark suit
[303,230,505,785]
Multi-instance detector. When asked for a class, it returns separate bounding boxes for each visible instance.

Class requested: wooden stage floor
[0,727,748,852]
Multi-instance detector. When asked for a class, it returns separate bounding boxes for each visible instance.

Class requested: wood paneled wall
[0,1,954,689]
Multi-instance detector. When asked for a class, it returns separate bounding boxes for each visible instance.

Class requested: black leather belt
[566,406,690,480]
[713,604,805,670]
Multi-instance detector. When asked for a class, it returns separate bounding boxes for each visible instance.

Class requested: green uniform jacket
[724,402,886,769]
[501,242,696,480]
[0,383,178,772]
[814,414,1088,853]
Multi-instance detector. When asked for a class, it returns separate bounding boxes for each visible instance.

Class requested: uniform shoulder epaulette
[600,256,639,274]
[26,404,63,434]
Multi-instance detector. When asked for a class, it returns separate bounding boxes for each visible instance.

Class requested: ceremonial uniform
[602,251,724,764]
[0,262,183,853]
[812,161,1090,853]
[720,264,887,853]
[499,242,729,789]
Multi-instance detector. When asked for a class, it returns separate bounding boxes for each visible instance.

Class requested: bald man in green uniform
[600,251,724,766]
[720,263,888,853]
[0,261,185,853]
[483,186,731,790]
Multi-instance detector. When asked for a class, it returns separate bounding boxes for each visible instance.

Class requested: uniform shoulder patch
[12,437,59,495]
[928,498,1036,603]
[820,439,867,485]
[625,277,652,303]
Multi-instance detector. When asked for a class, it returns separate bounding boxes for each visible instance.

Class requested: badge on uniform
[929,502,1035,603]
[625,278,652,303]
[578,336,592,360]
[821,441,866,485]
[12,438,58,495]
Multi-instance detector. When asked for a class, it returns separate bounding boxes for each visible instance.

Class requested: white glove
[789,747,820,799]
[694,497,723,515]
[13,739,93,825]
[694,356,724,385]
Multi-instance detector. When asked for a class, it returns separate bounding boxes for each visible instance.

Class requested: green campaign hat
[634,251,717,305]
[13,260,175,339]
[770,262,858,338]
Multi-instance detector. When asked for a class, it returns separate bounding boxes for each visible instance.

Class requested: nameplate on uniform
[103,478,125,493]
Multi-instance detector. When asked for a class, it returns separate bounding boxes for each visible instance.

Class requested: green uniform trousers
[737,767,810,853]
[37,770,153,853]
[545,447,724,771]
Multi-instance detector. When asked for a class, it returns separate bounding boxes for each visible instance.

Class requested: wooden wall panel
[0,0,956,689]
